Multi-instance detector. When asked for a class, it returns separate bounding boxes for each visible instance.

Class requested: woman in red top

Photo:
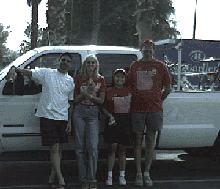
[102,69,133,186]
[73,54,106,189]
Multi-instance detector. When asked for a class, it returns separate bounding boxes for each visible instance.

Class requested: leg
[144,111,162,187]
[118,144,127,186]
[73,108,87,183]
[145,111,162,172]
[134,132,143,174]
[49,141,64,183]
[106,143,117,186]
[108,143,118,171]
[145,130,157,172]
[118,144,126,171]
[131,113,145,187]
[50,143,65,186]
[86,113,99,181]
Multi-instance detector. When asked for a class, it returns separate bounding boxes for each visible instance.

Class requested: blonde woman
[73,54,106,189]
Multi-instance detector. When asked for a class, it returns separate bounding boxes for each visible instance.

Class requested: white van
[1,44,220,156]
[0,45,142,153]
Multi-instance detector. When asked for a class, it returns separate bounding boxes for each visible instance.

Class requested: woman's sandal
[56,177,65,189]
[48,182,57,188]
[56,184,65,189]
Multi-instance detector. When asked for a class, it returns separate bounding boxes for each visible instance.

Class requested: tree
[91,0,101,45]
[0,23,10,68]
[49,0,179,47]
[27,0,42,49]
[47,0,68,45]
[136,0,180,47]
[20,22,48,54]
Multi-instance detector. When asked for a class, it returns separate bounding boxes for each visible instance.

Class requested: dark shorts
[131,111,163,133]
[40,117,68,146]
[104,114,134,146]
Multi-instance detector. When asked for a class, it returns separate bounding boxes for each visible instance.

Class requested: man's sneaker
[89,180,97,189]
[81,182,89,189]
[144,175,153,186]
[119,176,126,186]
[134,175,143,187]
[106,177,113,186]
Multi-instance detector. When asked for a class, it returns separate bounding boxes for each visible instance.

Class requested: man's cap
[114,68,127,75]
[141,39,156,50]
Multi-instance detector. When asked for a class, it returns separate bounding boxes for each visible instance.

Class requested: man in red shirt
[127,39,171,187]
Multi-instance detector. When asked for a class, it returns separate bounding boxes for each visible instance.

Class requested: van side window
[2,53,81,95]
[96,54,137,86]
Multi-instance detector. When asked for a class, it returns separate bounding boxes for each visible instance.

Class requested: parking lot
[0,150,220,189]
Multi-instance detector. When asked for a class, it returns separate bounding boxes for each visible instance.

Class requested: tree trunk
[135,0,154,47]
[91,0,100,45]
[31,0,38,49]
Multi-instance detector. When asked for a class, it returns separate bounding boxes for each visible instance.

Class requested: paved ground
[0,150,220,189]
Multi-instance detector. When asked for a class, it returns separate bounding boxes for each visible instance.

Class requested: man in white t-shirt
[8,52,75,189]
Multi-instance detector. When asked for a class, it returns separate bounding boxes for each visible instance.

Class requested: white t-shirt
[32,68,75,121]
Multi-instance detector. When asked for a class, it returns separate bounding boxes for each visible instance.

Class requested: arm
[73,75,84,104]
[162,84,171,101]
[68,100,74,122]
[100,106,115,125]
[66,100,74,133]
[82,90,105,105]
[13,67,32,77]
[74,94,84,104]
[101,106,113,118]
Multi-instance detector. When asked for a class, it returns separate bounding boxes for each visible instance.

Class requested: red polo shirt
[126,58,171,113]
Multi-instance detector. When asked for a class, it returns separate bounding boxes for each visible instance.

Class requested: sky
[0,0,220,52]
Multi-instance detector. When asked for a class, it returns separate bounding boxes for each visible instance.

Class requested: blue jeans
[73,104,100,182]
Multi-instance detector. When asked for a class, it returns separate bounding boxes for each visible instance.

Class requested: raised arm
[14,67,32,77]
[10,66,32,77]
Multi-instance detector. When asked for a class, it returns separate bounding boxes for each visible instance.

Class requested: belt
[79,104,98,108]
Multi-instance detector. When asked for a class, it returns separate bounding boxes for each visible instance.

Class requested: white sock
[144,172,150,177]
[108,171,112,178]
[120,171,125,177]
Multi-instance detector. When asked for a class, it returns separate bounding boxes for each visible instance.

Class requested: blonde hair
[79,54,100,80]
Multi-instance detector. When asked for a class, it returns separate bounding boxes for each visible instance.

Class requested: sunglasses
[86,61,96,65]
[61,58,71,63]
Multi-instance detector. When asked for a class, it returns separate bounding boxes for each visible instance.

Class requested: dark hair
[60,52,72,60]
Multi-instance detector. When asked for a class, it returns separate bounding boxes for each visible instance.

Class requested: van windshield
[96,53,137,85]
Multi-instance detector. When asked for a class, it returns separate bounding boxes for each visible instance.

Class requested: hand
[88,79,96,92]
[80,86,87,96]
[109,115,115,125]
[7,67,16,82]
[66,120,71,133]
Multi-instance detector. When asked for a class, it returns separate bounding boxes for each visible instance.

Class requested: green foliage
[152,0,180,39]
[62,0,179,47]
[0,23,10,68]
[20,23,48,54]
[47,1,68,45]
